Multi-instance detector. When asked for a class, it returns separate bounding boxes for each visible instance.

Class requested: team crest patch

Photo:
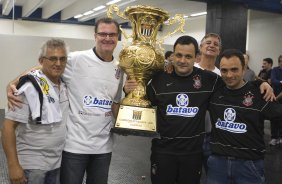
[243,91,254,107]
[115,68,121,79]
[193,74,202,89]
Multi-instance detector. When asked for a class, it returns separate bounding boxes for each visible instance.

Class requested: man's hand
[260,82,275,101]
[123,79,138,95]
[7,83,23,111]
[8,164,26,184]
[165,63,173,74]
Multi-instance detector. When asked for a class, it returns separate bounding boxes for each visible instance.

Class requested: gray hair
[200,33,222,49]
[39,39,69,59]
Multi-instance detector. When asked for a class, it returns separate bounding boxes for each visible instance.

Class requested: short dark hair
[94,17,120,34]
[173,35,199,56]
[165,51,173,59]
[263,58,273,66]
[218,49,245,69]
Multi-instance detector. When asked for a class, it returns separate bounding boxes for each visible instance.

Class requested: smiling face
[220,56,245,89]
[40,48,67,84]
[173,43,196,76]
[95,22,119,56]
[200,35,221,58]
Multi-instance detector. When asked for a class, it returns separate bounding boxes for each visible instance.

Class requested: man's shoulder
[198,68,218,79]
[69,49,92,58]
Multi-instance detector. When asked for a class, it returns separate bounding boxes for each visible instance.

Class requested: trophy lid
[124,5,169,21]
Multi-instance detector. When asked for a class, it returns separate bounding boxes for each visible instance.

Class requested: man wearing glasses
[7,18,124,184]
[59,17,124,184]
[2,39,69,184]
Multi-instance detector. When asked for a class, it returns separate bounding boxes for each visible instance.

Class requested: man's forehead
[175,44,195,52]
[204,36,220,42]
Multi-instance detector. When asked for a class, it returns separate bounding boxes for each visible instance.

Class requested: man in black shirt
[258,57,273,84]
[207,49,282,184]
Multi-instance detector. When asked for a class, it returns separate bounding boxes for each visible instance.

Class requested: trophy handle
[107,4,132,46]
[157,14,185,51]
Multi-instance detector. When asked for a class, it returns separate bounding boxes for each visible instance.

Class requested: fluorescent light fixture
[106,0,122,5]
[93,5,106,11]
[83,10,94,16]
[190,12,207,17]
[79,0,136,22]
[74,14,83,19]
[183,15,189,18]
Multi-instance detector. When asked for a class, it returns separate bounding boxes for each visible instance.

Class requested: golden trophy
[107,4,185,136]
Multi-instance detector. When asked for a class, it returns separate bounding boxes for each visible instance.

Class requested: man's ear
[39,58,43,65]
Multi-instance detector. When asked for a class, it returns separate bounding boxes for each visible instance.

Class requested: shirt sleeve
[5,86,31,124]
[146,79,157,106]
[62,52,75,85]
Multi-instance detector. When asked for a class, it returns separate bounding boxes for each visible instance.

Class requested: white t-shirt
[62,49,124,154]
[194,63,221,76]
[5,81,69,170]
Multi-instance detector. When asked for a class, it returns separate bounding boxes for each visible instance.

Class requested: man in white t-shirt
[194,33,221,173]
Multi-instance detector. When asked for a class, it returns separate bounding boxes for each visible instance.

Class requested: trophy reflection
[108,5,185,136]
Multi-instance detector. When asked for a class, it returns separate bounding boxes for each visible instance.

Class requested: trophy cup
[107,4,185,136]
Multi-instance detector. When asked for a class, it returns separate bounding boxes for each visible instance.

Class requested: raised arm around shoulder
[7,65,41,110]
[259,81,275,102]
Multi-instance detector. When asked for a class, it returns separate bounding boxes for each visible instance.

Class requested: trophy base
[111,127,159,137]
[112,105,158,137]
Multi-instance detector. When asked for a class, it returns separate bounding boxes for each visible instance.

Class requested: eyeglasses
[96,32,118,38]
[43,56,67,62]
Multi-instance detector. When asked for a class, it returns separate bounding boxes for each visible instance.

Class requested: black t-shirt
[146,67,222,155]
[209,82,282,160]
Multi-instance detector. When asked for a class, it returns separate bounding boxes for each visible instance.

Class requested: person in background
[164,50,174,72]
[257,57,273,84]
[6,17,124,184]
[2,39,69,184]
[194,33,221,173]
[243,53,256,81]
[269,55,282,146]
[207,49,282,184]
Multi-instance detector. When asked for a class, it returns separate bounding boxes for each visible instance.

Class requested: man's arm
[123,79,138,95]
[251,80,275,101]
[111,102,120,119]
[271,68,282,85]
[1,119,26,184]
[276,92,282,101]
[7,65,41,110]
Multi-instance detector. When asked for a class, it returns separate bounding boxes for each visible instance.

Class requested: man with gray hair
[2,39,69,184]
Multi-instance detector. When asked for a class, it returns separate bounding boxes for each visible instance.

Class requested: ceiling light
[183,15,189,18]
[74,14,83,19]
[190,12,207,17]
[83,10,94,16]
[93,5,106,11]
[106,0,122,5]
